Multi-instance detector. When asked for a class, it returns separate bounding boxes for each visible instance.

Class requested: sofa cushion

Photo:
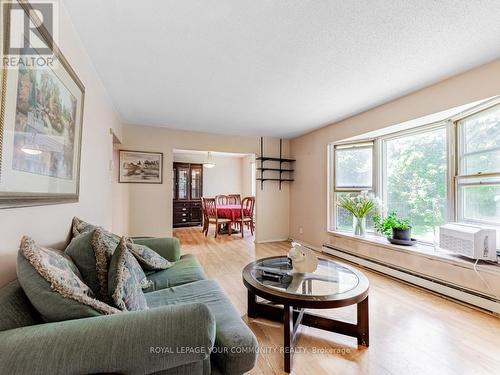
[17,236,119,322]
[128,242,172,272]
[143,254,207,292]
[145,279,258,374]
[71,218,169,274]
[0,280,41,332]
[108,238,149,311]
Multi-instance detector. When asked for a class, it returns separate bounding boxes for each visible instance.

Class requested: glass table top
[250,256,359,296]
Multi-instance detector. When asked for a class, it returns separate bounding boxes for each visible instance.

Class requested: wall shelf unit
[257,137,295,190]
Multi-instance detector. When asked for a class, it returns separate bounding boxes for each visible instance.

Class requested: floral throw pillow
[71,217,95,237]
[108,237,150,311]
[128,242,172,272]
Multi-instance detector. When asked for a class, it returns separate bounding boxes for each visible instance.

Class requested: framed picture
[119,150,163,184]
[0,0,85,208]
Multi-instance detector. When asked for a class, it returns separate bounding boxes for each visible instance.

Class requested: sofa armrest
[0,303,215,375]
[133,237,181,262]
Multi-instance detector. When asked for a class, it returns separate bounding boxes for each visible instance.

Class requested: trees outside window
[383,127,447,242]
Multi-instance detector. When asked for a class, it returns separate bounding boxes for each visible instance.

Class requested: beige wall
[290,59,500,248]
[112,147,130,235]
[241,155,256,198]
[120,126,289,242]
[0,4,123,287]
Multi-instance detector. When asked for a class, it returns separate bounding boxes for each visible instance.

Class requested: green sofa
[0,237,258,375]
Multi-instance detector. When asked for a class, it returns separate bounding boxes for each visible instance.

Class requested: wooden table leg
[247,290,257,319]
[284,304,293,373]
[357,296,369,346]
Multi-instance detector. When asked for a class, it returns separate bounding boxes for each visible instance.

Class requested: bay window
[330,99,500,249]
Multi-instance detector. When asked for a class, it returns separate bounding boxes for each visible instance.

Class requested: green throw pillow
[108,237,149,311]
[65,227,119,302]
[17,236,119,322]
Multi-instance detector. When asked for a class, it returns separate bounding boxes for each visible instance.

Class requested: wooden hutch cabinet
[173,163,203,227]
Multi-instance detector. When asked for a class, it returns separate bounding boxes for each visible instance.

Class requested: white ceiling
[64,0,500,138]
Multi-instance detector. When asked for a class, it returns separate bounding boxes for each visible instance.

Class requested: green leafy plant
[338,191,375,218]
[373,211,411,236]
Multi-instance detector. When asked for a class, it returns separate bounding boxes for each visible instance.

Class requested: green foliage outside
[385,128,447,241]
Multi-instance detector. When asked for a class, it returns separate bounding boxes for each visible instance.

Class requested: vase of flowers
[338,191,375,236]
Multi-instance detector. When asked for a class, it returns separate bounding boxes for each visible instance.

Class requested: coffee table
[242,256,369,373]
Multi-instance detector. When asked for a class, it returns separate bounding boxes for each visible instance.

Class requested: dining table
[216,204,251,234]
[217,204,250,221]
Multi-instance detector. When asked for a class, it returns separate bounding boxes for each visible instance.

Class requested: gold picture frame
[0,0,85,208]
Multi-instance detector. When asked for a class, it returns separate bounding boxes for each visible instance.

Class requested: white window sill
[326,230,500,275]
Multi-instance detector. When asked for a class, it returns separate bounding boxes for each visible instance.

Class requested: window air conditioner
[439,223,497,261]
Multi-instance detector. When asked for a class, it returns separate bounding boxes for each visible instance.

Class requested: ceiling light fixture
[203,151,215,168]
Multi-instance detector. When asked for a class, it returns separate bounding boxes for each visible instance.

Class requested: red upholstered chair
[203,197,231,238]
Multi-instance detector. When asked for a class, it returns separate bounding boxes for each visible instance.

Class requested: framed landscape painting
[119,150,163,184]
[0,0,85,208]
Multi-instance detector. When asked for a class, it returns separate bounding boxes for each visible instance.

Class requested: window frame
[455,103,500,227]
[330,141,376,232]
[328,97,500,248]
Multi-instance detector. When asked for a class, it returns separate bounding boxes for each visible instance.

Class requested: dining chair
[227,194,241,205]
[201,197,208,234]
[235,196,255,238]
[203,197,232,238]
[215,195,230,205]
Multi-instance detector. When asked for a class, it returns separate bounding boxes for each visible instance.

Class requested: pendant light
[203,151,215,168]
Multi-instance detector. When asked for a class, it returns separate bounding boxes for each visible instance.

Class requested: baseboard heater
[322,244,500,315]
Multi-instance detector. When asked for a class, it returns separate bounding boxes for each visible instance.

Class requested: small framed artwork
[0,0,85,208]
[119,150,163,184]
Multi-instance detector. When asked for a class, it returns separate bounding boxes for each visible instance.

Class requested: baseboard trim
[322,244,500,315]
[255,238,290,244]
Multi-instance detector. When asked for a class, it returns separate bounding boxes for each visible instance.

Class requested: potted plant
[374,211,412,241]
[338,191,375,236]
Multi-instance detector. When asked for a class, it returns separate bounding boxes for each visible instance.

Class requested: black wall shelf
[258,137,295,190]
[256,157,296,162]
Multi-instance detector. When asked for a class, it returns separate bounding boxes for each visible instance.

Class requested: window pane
[385,127,447,242]
[460,184,500,223]
[335,147,372,188]
[460,105,500,174]
[335,192,374,231]
[463,150,500,176]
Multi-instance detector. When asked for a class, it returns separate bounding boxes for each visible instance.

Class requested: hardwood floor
[173,227,500,375]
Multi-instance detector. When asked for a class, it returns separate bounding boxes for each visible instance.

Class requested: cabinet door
[173,165,177,200]
[177,164,190,200]
[190,202,202,222]
[190,164,203,200]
